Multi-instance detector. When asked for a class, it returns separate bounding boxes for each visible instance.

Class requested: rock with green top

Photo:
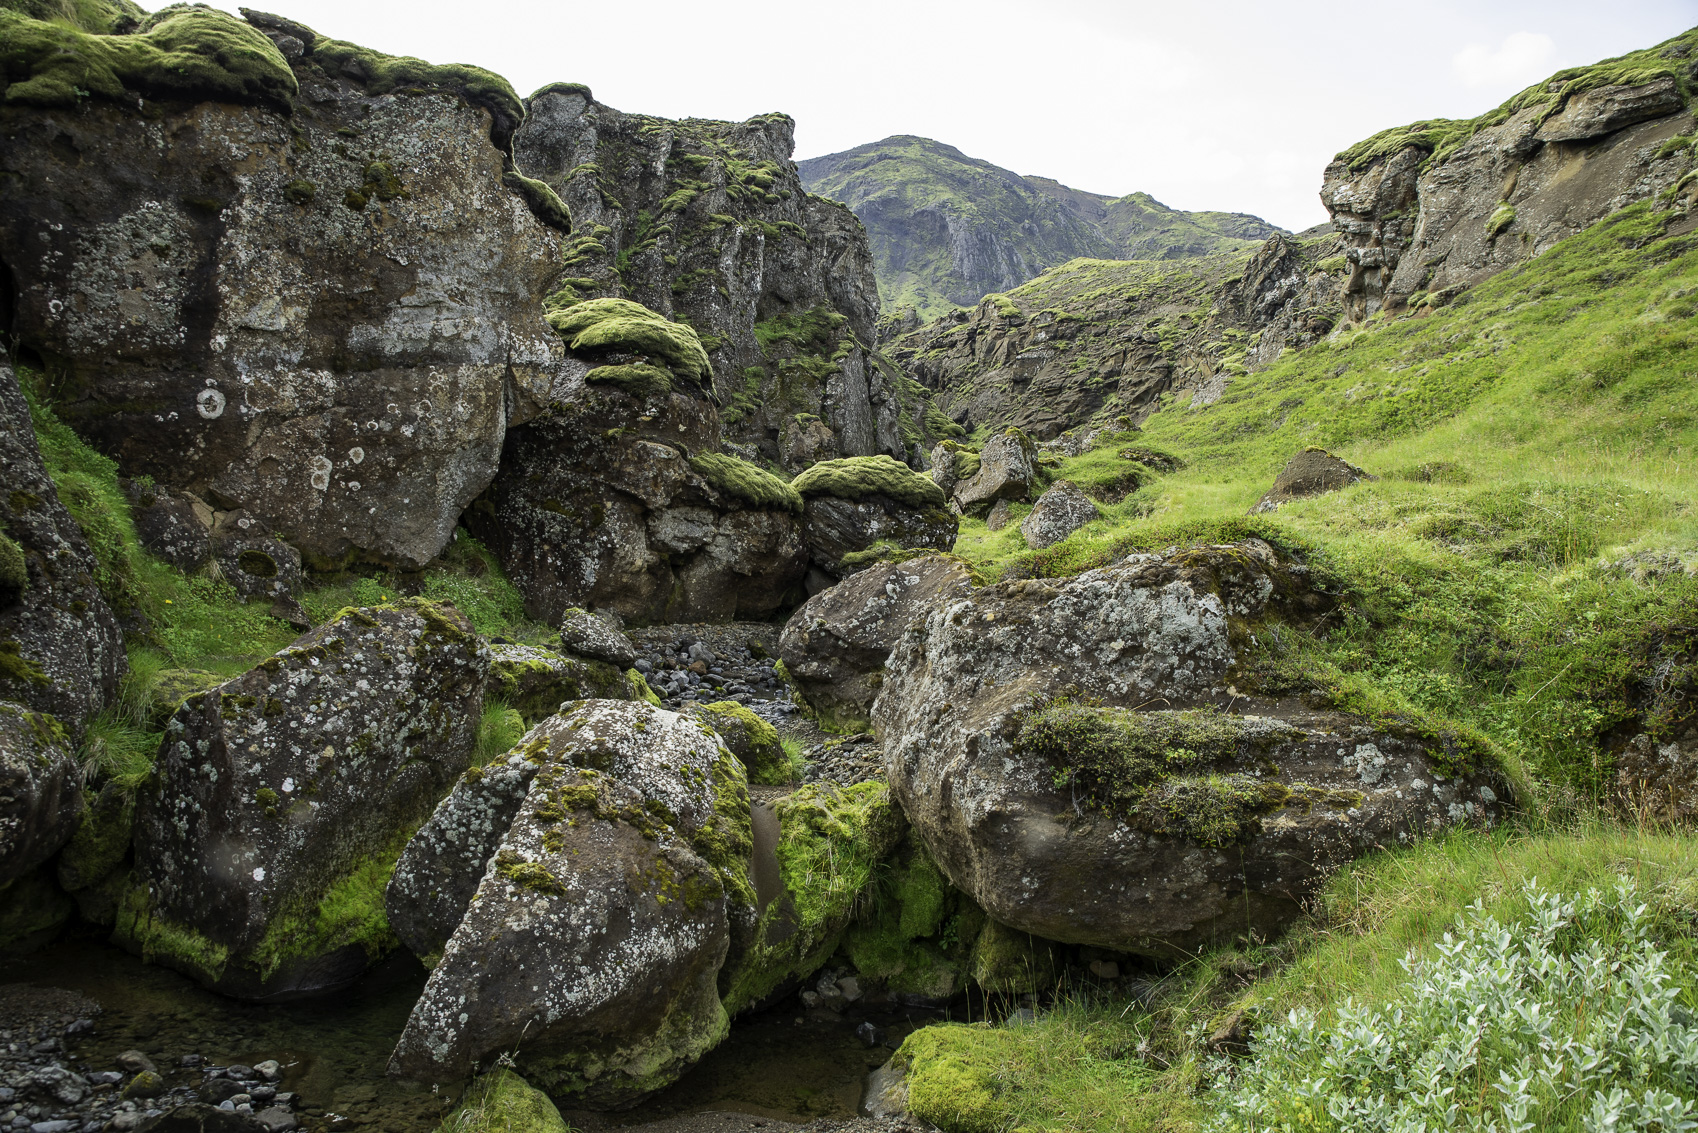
[0,362,125,738]
[1248,448,1372,514]
[875,541,1510,957]
[144,669,227,727]
[390,700,750,1108]
[778,555,973,733]
[438,1070,567,1133]
[688,700,788,784]
[950,431,1034,516]
[0,700,82,889]
[792,457,957,589]
[121,599,490,1000]
[487,643,632,722]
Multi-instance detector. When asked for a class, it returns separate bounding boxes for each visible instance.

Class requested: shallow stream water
[1,936,942,1131]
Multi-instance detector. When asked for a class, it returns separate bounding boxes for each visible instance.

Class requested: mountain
[796,135,1283,317]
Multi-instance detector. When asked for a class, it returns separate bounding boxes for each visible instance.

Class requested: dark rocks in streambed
[778,555,973,733]
[389,701,749,1108]
[0,361,126,739]
[874,539,1510,958]
[119,599,489,1000]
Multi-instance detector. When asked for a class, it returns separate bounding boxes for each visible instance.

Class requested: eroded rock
[1020,480,1098,549]
[951,431,1034,515]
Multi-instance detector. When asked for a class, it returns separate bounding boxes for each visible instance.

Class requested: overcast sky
[202,0,1697,231]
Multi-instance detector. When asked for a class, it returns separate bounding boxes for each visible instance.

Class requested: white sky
[200,0,1698,231]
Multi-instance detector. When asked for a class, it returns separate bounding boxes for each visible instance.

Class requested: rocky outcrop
[389,701,748,1108]
[951,431,1034,515]
[0,702,81,889]
[1249,449,1373,513]
[792,456,957,589]
[874,542,1507,956]
[0,363,126,737]
[778,555,974,731]
[0,9,568,571]
[487,644,634,723]
[1020,480,1099,549]
[1323,34,1698,321]
[121,599,489,999]
[514,88,945,469]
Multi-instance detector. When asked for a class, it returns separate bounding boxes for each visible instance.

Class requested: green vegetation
[548,297,712,384]
[473,700,527,765]
[586,362,671,399]
[688,452,804,514]
[791,455,947,511]
[308,37,523,136]
[246,829,411,978]
[501,171,571,231]
[1335,27,1698,171]
[694,700,789,784]
[439,1069,568,1133]
[0,4,296,110]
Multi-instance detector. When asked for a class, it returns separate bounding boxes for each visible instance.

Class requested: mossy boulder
[121,599,490,1000]
[778,554,973,733]
[793,455,946,511]
[391,701,750,1108]
[1248,448,1373,514]
[0,700,82,889]
[874,541,1509,957]
[547,298,713,388]
[950,431,1034,516]
[798,488,958,592]
[56,779,137,894]
[439,1070,568,1133]
[689,700,788,784]
[487,643,632,722]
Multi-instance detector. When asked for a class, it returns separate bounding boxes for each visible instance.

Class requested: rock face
[951,432,1034,515]
[469,372,808,624]
[0,702,81,889]
[0,363,126,736]
[874,542,1507,956]
[389,701,750,1108]
[1249,449,1373,513]
[124,481,212,574]
[0,10,567,570]
[779,555,974,731]
[122,599,489,999]
[1020,480,1099,549]
[1322,38,1698,321]
[514,88,946,470]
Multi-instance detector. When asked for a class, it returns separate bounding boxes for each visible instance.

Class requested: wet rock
[390,701,750,1108]
[0,362,125,738]
[875,541,1508,956]
[251,1109,296,1133]
[0,39,565,571]
[1249,448,1372,514]
[951,432,1034,516]
[1019,480,1099,549]
[862,1061,909,1119]
[0,703,82,889]
[114,1055,155,1076]
[30,1065,87,1105]
[779,556,974,732]
[558,609,637,667]
[121,1074,164,1101]
[122,600,489,999]
[134,1105,265,1133]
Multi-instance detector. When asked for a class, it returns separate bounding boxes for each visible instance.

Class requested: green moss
[282,179,316,206]
[899,1026,1009,1133]
[113,883,231,981]
[0,639,48,686]
[548,297,712,384]
[245,828,413,979]
[627,668,662,707]
[969,916,1059,994]
[689,452,804,515]
[586,363,672,399]
[501,170,571,232]
[791,455,947,511]
[695,700,788,783]
[1487,202,1516,239]
[308,36,523,138]
[496,851,567,896]
[0,0,144,35]
[56,781,135,891]
[439,1069,568,1133]
[690,747,754,913]
[0,4,296,110]
[0,530,26,597]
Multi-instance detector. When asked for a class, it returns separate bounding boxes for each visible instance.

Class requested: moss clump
[1,0,144,34]
[791,455,947,511]
[439,1069,568,1133]
[114,883,231,981]
[501,170,571,232]
[495,852,567,897]
[689,453,804,515]
[0,531,26,599]
[1137,774,1291,849]
[56,781,135,892]
[144,668,224,726]
[282,179,316,206]
[307,37,524,140]
[627,668,662,707]
[586,363,671,400]
[843,833,981,1000]
[547,298,711,385]
[0,4,297,110]
[1487,202,1516,239]
[969,916,1060,994]
[245,829,412,979]
[694,700,788,783]
[898,1027,1009,1133]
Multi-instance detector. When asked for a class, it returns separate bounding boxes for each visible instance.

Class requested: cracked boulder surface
[121,599,489,1000]
[0,701,82,890]
[388,701,751,1109]
[0,362,126,737]
[873,541,1508,958]
[0,19,567,570]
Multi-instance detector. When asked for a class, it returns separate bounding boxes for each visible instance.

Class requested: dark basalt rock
[0,702,82,890]
[1249,448,1373,514]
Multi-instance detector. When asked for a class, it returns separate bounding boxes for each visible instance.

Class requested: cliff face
[1323,29,1698,321]
[889,229,1346,440]
[514,91,944,471]
[797,136,1283,318]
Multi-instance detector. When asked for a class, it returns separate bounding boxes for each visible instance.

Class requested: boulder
[211,530,303,608]
[874,541,1507,956]
[928,443,958,498]
[1616,730,1698,824]
[985,500,1014,532]
[1249,448,1372,513]
[124,481,211,574]
[558,609,638,667]
[437,1070,568,1133]
[0,17,566,570]
[687,701,789,784]
[0,702,82,888]
[778,555,974,732]
[487,644,633,722]
[1020,480,1099,549]
[388,701,751,1107]
[951,431,1034,516]
[0,362,126,737]
[121,599,489,999]
[792,456,957,589]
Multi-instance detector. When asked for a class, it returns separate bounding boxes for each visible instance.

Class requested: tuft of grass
[473,699,527,766]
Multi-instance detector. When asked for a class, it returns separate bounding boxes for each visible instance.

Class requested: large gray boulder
[389,701,750,1108]
[0,702,82,889]
[1020,479,1099,549]
[121,599,489,999]
[951,431,1034,515]
[0,362,126,738]
[779,555,974,731]
[874,541,1507,957]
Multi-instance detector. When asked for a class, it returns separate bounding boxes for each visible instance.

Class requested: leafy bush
[1209,878,1698,1133]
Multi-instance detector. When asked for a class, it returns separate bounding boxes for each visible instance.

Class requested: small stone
[121,1074,164,1101]
[114,1054,154,1076]
[222,1068,253,1084]
[251,1063,280,1084]
[226,1097,250,1110]
[197,1082,244,1106]
[176,1058,200,1070]
[253,1107,298,1133]
[854,1021,884,1048]
[87,1074,122,1087]
[63,1021,94,1038]
[107,1114,142,1132]
[29,1121,75,1133]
